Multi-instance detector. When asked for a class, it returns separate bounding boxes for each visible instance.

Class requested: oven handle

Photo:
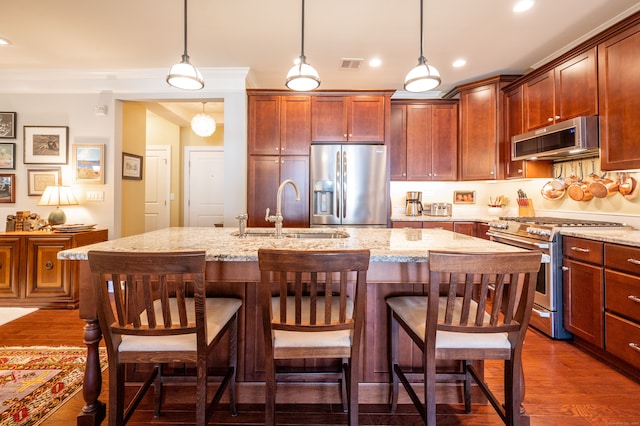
[532,307,551,318]
[487,231,550,250]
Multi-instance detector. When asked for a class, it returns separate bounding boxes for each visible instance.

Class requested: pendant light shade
[191,102,216,137]
[167,0,204,90]
[286,0,320,91]
[404,0,441,92]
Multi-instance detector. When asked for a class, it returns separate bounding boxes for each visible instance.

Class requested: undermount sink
[231,230,350,239]
[284,231,350,239]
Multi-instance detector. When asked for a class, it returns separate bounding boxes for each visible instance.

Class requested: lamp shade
[286,59,321,91]
[38,186,79,225]
[404,57,441,92]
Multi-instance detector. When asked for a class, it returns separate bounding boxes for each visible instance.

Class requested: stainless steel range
[487,216,630,339]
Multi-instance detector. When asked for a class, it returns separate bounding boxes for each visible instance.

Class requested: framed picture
[73,144,105,184]
[0,174,15,203]
[27,168,61,196]
[453,190,476,204]
[122,152,143,180]
[0,112,16,139]
[0,143,16,169]
[23,126,69,164]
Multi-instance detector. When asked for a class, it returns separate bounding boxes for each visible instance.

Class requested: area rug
[0,346,108,425]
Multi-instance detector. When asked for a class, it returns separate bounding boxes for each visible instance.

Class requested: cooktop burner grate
[497,216,626,227]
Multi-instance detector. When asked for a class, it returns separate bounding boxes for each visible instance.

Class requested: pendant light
[191,102,216,137]
[166,0,204,90]
[404,0,441,92]
[285,0,320,91]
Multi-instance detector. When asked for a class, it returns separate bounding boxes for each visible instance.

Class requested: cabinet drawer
[563,236,603,264]
[605,243,640,275]
[606,270,640,323]
[605,313,640,370]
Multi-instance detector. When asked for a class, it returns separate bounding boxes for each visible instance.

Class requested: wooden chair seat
[89,250,241,426]
[387,250,542,425]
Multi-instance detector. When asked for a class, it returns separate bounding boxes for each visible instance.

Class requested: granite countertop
[560,229,640,248]
[58,227,527,263]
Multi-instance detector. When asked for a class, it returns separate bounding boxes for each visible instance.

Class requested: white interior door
[184,147,224,227]
[145,145,171,231]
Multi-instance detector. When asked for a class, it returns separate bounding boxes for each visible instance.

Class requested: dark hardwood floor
[1,308,639,425]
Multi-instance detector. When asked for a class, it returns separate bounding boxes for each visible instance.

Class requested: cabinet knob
[555,115,560,120]
[547,117,554,122]
[45,261,54,270]
[562,266,569,271]
[275,147,279,151]
[518,169,523,173]
[343,134,348,138]
[402,173,406,177]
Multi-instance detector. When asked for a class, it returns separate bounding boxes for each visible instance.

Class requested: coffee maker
[405,191,423,216]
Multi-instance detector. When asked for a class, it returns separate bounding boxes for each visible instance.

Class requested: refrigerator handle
[335,150,341,219]
[342,150,347,219]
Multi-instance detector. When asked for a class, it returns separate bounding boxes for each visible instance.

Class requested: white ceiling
[1,0,639,125]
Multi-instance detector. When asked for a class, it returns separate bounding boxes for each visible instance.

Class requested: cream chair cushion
[119,297,242,352]
[272,296,354,349]
[386,295,510,350]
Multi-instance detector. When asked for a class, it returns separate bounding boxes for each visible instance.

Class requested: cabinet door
[431,103,457,181]
[562,257,604,347]
[25,236,72,299]
[422,221,454,231]
[247,156,281,227]
[280,156,309,228]
[311,96,348,142]
[248,96,281,155]
[406,104,433,181]
[453,222,475,236]
[555,47,598,121]
[348,96,385,142]
[0,236,21,299]
[280,96,311,155]
[524,70,555,131]
[391,221,422,229]
[389,104,407,180]
[598,23,640,171]
[459,84,498,180]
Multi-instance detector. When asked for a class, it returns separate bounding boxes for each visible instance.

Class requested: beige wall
[121,103,147,236]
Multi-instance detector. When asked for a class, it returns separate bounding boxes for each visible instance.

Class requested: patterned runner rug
[0,346,107,425]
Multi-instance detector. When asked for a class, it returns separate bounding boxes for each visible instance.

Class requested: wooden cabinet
[453,222,476,236]
[0,229,108,308]
[455,75,518,181]
[604,243,640,371]
[476,222,490,240]
[311,95,388,143]
[391,221,474,234]
[248,95,310,155]
[503,85,552,179]
[598,22,640,170]
[390,102,458,181]
[523,47,598,131]
[562,236,604,347]
[247,155,309,228]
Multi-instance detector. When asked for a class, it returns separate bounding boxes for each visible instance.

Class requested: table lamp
[38,185,79,225]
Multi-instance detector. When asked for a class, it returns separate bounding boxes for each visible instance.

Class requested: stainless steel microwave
[512,116,599,161]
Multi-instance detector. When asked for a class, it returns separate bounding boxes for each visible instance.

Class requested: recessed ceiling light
[0,37,10,46]
[452,59,466,68]
[369,58,382,68]
[513,0,534,13]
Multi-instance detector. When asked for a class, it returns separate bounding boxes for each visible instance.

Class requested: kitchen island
[59,226,529,426]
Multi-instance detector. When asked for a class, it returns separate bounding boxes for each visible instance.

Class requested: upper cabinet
[523,47,598,131]
[454,76,518,181]
[390,101,458,181]
[598,21,640,171]
[311,94,390,143]
[248,95,311,155]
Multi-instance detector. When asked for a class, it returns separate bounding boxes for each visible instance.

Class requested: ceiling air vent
[340,58,363,70]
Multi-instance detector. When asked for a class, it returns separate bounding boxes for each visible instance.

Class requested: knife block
[518,199,535,217]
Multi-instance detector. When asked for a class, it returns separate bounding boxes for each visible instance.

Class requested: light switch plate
[86,191,104,201]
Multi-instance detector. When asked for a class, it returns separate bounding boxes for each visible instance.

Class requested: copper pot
[619,172,638,200]
[588,172,619,198]
[567,181,593,201]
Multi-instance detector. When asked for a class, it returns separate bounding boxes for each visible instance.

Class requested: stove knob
[540,229,551,237]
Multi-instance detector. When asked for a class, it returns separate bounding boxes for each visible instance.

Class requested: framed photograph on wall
[122,152,143,180]
[0,143,16,169]
[73,144,105,184]
[0,174,16,203]
[453,190,476,204]
[0,112,16,139]
[27,168,61,196]
[23,126,69,164]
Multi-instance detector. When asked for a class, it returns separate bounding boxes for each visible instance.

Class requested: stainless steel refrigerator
[310,144,388,226]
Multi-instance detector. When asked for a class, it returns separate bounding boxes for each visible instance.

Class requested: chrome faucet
[235,213,248,237]
[265,179,300,238]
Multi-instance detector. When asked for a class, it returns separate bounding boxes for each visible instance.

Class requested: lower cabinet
[0,230,108,309]
[390,220,475,236]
